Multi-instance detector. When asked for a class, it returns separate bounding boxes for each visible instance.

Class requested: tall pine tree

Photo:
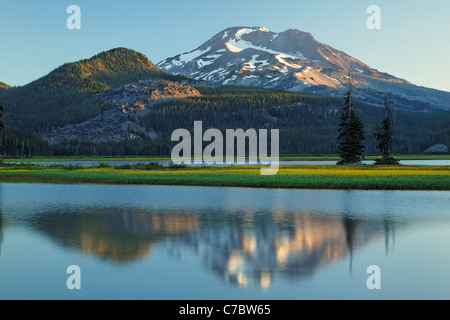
[0,104,4,161]
[0,105,3,130]
[374,93,399,164]
[337,80,365,164]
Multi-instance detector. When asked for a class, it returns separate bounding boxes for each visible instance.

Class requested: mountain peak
[227,26,270,32]
[221,26,269,32]
[33,48,183,93]
[89,47,157,69]
[157,26,368,88]
[282,28,315,39]
[157,26,450,111]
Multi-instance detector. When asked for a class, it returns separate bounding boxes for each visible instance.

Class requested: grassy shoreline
[1,164,449,190]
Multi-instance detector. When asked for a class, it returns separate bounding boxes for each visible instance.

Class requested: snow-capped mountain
[158,27,450,111]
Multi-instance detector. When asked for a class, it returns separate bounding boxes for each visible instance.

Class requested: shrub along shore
[0,162,449,190]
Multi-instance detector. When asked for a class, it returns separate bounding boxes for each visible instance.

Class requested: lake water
[0,183,449,300]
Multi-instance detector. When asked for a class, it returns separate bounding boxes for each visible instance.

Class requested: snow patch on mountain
[276,55,302,69]
[197,53,221,68]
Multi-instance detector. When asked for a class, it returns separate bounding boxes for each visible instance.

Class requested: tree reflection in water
[0,210,3,257]
[0,185,3,257]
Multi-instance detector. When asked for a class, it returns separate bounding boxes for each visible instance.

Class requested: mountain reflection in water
[2,205,396,289]
[31,208,200,262]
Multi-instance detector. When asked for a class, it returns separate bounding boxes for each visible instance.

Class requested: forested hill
[0,48,188,133]
[33,48,185,92]
[1,84,449,156]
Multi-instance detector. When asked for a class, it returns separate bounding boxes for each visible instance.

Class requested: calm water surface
[0,183,449,300]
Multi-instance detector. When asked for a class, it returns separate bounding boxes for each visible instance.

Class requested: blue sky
[1,0,449,91]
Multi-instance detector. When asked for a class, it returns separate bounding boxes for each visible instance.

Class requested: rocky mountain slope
[158,27,450,111]
[42,80,201,144]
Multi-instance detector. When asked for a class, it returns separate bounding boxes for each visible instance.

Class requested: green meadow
[1,162,449,190]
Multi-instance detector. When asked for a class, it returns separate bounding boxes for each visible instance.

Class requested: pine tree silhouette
[337,79,365,164]
[374,93,399,164]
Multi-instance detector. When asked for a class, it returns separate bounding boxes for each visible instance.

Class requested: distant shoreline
[2,154,450,163]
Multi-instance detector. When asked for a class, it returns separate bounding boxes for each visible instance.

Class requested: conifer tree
[0,105,4,130]
[374,93,399,164]
[0,104,4,160]
[337,80,366,164]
